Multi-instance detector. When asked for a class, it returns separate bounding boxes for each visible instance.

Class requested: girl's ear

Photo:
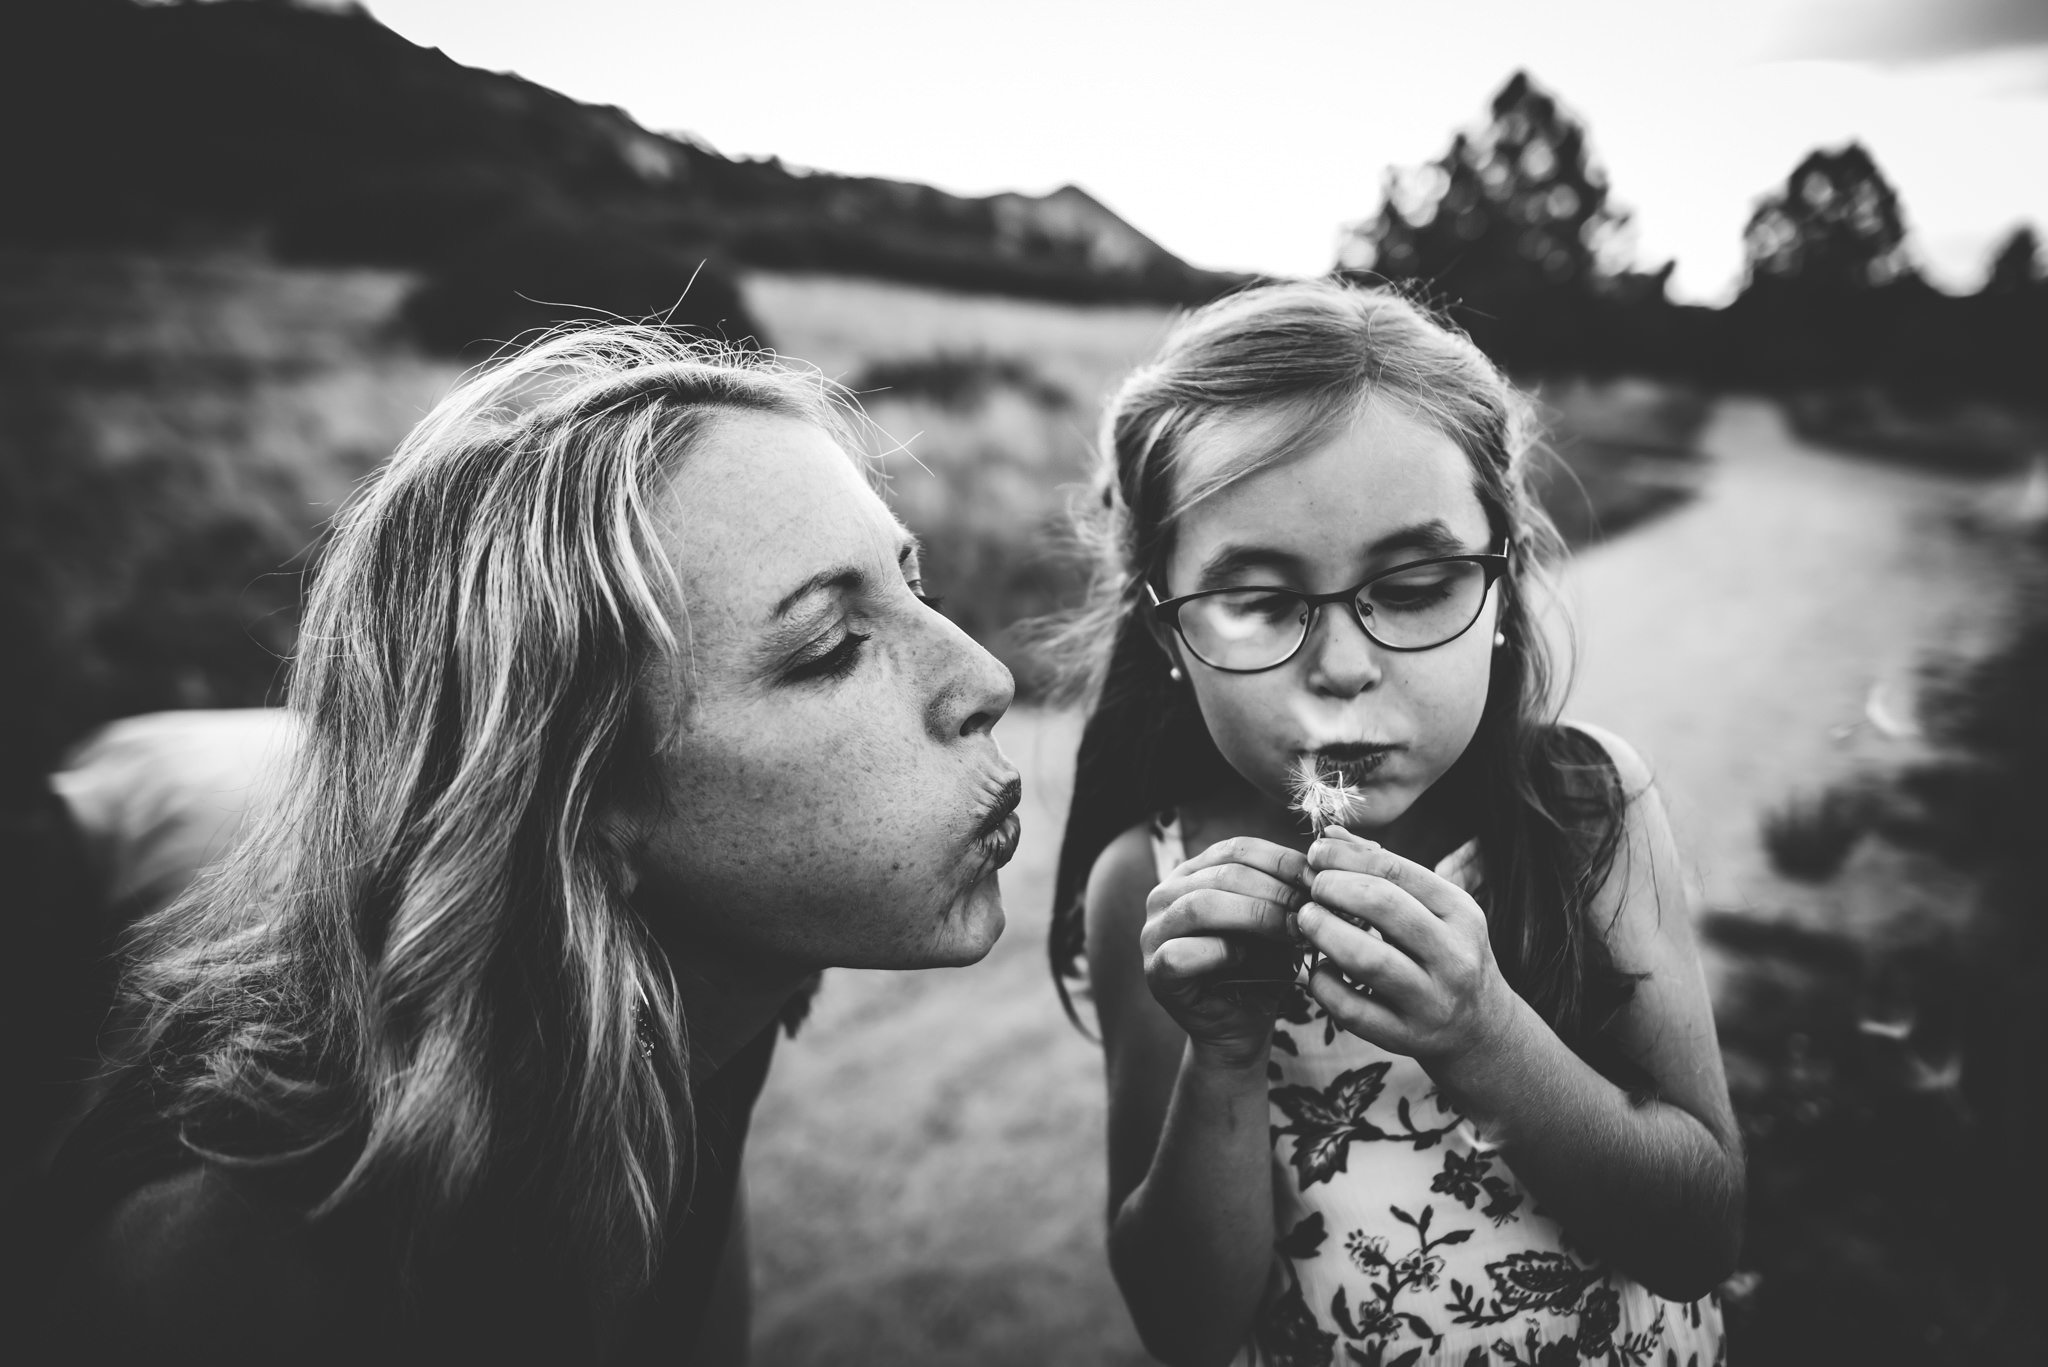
[1140,606,1188,681]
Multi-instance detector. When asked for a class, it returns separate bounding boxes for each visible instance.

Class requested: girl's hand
[1296,828,1517,1070]
[1140,836,1308,1069]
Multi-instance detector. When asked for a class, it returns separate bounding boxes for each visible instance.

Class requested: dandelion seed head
[1289,754,1367,834]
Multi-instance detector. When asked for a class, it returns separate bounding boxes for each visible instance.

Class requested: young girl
[1047,281,1740,1367]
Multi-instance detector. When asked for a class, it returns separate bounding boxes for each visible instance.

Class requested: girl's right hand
[1139,836,1309,1068]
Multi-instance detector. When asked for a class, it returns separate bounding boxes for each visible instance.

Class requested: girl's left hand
[1296,827,1518,1070]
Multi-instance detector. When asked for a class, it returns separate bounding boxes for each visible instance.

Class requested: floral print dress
[1150,818,1726,1367]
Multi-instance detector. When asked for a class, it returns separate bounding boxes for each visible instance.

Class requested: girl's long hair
[1043,280,1643,1082]
[103,326,860,1315]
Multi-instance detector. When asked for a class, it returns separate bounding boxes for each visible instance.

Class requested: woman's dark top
[20,1022,780,1366]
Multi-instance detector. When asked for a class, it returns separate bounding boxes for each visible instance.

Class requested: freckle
[892,862,902,872]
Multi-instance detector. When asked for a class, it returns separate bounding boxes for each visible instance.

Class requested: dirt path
[745,398,2023,1365]
[1556,398,2015,916]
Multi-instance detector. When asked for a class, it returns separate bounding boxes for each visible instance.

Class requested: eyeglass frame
[1147,544,1512,675]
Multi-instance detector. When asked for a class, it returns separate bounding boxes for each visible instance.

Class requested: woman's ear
[596,804,646,899]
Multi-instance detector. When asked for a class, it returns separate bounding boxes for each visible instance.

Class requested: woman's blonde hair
[112,325,861,1311]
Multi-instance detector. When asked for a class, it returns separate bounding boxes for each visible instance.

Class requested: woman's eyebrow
[772,534,921,620]
[772,567,865,619]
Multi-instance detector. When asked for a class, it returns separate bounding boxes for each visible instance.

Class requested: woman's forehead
[657,411,900,625]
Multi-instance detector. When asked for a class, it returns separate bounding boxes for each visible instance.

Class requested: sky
[357,0,2048,303]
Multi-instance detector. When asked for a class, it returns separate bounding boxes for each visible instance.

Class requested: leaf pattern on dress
[1487,1252,1607,1313]
[1271,1063,1393,1186]
[1278,1211,1328,1259]
[1253,1272,1338,1367]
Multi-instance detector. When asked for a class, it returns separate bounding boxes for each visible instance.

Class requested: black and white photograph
[4,1,2046,1363]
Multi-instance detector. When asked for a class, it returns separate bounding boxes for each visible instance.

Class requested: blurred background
[4,1,2046,1362]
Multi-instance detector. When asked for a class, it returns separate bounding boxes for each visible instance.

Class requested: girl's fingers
[1305,869,1449,967]
[1295,900,1422,990]
[1171,859,1306,912]
[1306,959,1402,1038]
[1146,887,1294,952]
[1176,835,1310,891]
[1149,933,1236,983]
[1309,831,1482,929]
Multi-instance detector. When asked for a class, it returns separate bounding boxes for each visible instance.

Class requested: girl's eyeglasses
[1149,548,1510,674]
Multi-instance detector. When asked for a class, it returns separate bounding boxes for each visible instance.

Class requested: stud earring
[1168,665,1185,683]
[1493,631,1507,648]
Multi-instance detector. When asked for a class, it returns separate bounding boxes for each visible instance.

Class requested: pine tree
[1742,143,1912,293]
[1982,225,2042,295]
[1337,71,1630,300]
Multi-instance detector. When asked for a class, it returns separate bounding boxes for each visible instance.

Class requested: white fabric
[50,708,297,924]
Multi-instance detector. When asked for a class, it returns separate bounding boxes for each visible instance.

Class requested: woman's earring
[1493,631,1507,648]
[1168,665,1185,683]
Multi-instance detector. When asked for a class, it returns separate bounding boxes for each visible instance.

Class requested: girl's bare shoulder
[1084,821,1162,950]
[1555,719,1687,940]
[1556,717,1657,798]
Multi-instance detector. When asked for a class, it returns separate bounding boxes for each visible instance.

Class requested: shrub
[1714,533,2048,1365]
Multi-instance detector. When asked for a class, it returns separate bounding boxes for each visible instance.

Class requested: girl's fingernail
[1285,911,1304,944]
[1297,902,1321,931]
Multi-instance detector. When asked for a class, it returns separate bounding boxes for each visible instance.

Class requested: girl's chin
[1335,788,1422,836]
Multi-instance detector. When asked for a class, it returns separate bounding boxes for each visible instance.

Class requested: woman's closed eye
[785,622,872,683]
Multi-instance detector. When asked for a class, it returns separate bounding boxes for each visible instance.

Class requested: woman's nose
[1303,602,1384,697]
[924,617,1016,741]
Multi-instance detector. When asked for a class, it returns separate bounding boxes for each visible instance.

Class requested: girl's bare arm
[1297,730,1742,1300]
[1085,826,1301,1367]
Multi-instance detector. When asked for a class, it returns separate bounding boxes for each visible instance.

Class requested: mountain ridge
[4,0,1244,333]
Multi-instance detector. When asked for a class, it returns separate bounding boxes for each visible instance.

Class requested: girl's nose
[1303,601,1384,697]
[923,615,1016,741]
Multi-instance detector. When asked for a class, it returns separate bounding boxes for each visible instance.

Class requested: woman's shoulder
[68,1162,368,1360]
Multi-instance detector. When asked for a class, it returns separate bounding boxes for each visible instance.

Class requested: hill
[3,0,1242,351]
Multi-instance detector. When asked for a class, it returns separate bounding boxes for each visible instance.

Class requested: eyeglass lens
[1178,560,1491,670]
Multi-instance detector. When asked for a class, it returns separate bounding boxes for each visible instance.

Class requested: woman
[30,327,1022,1363]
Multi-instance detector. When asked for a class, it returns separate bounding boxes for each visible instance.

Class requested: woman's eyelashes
[784,580,940,684]
[786,626,871,682]
[908,577,946,614]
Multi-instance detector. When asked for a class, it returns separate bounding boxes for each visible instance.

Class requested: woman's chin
[927,875,1007,966]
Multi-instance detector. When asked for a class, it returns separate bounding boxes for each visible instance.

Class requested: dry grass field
[0,249,463,757]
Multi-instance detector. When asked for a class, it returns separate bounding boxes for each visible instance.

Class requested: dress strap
[1148,811,1188,884]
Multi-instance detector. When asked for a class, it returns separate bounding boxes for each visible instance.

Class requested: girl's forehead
[1172,397,1487,562]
